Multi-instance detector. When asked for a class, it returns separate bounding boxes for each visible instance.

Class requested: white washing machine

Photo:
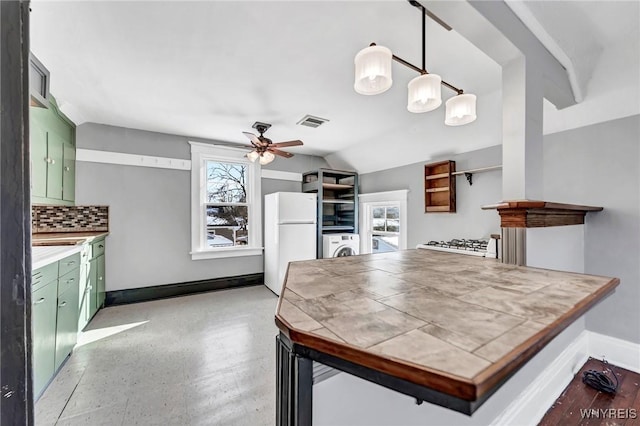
[322,234,360,258]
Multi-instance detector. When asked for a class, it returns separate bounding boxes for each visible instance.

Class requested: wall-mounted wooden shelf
[424,160,456,213]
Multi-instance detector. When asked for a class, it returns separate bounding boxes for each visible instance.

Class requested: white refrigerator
[264,192,317,296]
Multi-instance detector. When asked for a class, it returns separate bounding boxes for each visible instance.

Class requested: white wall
[359,145,502,246]
[542,115,640,344]
[75,123,328,292]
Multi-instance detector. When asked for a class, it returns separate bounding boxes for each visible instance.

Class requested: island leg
[276,333,313,426]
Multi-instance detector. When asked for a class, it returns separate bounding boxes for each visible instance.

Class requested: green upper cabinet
[30,95,76,206]
[63,143,76,202]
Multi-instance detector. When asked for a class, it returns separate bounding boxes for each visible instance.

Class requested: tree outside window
[206,161,249,247]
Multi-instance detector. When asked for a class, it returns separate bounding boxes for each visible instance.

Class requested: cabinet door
[88,258,98,320]
[46,132,64,200]
[30,118,48,198]
[62,143,75,202]
[96,254,106,309]
[55,273,79,371]
[78,248,91,331]
[33,280,58,397]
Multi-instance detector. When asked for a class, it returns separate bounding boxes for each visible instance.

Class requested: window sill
[191,247,263,260]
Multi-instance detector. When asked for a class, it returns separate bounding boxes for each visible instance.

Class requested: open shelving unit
[302,169,359,258]
[424,160,456,213]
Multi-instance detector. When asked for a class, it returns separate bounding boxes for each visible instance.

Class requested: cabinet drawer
[91,239,105,258]
[58,252,81,277]
[58,268,79,297]
[32,262,58,292]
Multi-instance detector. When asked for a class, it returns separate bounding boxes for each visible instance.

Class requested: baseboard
[492,330,640,425]
[490,330,590,426]
[104,273,264,306]
[588,331,640,373]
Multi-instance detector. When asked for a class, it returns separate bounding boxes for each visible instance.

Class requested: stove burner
[423,239,489,252]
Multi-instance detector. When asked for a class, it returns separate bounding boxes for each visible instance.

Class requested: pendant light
[353,1,477,126]
[246,150,260,162]
[407,73,442,113]
[354,45,393,95]
[445,94,477,126]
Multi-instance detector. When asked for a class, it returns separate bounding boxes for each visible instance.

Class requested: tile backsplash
[32,205,109,233]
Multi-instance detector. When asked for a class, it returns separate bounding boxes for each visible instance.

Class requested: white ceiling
[30,0,501,159]
[30,1,639,173]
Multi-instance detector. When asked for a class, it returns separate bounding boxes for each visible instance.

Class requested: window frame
[189,142,262,260]
[359,190,408,254]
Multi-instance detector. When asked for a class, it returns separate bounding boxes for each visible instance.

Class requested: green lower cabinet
[96,254,106,309]
[55,269,80,371]
[88,257,98,320]
[33,280,58,397]
[78,246,91,332]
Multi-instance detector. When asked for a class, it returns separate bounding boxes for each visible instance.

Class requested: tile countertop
[32,232,108,269]
[275,249,619,404]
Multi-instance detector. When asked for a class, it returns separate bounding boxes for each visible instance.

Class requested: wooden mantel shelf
[481,200,603,228]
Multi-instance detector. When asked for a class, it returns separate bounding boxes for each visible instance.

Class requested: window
[190,142,262,259]
[371,205,400,253]
[359,190,408,254]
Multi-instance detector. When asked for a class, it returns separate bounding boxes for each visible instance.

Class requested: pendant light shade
[354,45,393,95]
[445,94,477,126]
[259,151,275,165]
[247,150,260,162]
[407,74,442,113]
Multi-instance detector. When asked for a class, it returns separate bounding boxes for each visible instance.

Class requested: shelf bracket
[465,172,473,186]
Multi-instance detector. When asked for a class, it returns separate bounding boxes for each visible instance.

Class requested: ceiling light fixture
[353,0,477,126]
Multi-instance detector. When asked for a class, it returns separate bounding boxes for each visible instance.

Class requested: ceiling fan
[241,122,303,165]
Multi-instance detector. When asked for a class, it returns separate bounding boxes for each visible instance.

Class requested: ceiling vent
[297,115,329,128]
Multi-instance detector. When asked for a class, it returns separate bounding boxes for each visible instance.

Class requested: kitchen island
[274,249,619,426]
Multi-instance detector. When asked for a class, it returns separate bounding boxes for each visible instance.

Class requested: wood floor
[539,357,640,425]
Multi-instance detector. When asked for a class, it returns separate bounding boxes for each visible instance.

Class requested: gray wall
[543,115,640,343]
[359,146,503,248]
[75,123,328,291]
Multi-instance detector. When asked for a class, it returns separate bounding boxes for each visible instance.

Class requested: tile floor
[35,286,279,426]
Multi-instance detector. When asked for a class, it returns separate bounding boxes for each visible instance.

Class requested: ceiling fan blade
[269,148,294,158]
[270,140,303,148]
[242,131,263,146]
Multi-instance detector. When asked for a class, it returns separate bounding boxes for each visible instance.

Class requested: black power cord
[582,358,619,394]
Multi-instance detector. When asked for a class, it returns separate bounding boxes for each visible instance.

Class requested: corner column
[501,55,544,264]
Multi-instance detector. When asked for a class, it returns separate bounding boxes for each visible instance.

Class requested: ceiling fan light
[445,93,477,126]
[259,151,275,165]
[407,74,442,113]
[354,45,393,95]
[247,150,260,162]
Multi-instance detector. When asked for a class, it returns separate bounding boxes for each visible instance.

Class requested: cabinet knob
[45,157,51,163]
[98,277,103,281]
[98,245,104,248]
[64,166,70,172]
[67,278,75,283]
[87,286,92,291]
[58,301,67,308]
[34,298,46,305]
[67,260,75,265]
